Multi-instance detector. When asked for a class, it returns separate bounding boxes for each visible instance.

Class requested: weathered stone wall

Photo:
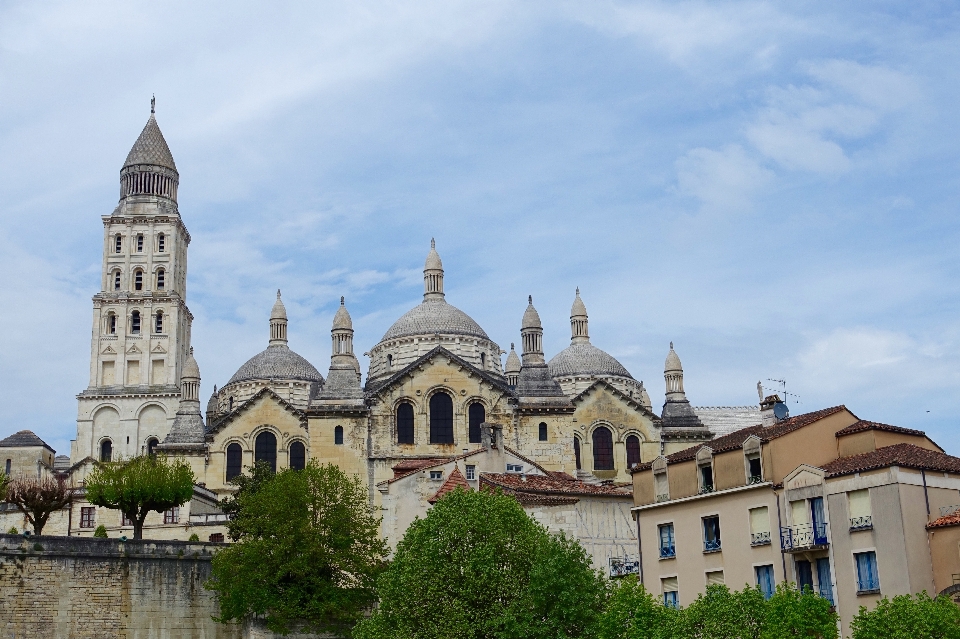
[0,534,244,639]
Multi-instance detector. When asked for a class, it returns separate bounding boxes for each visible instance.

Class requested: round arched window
[100,439,113,463]
[626,435,641,468]
[254,431,277,472]
[468,402,485,444]
[226,443,243,481]
[289,441,306,470]
[397,403,415,444]
[429,392,454,444]
[592,427,614,470]
[146,437,159,457]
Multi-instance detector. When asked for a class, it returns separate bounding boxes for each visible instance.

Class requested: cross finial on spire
[576,287,579,295]
[151,94,155,114]
[340,296,345,305]
[277,289,281,299]
[528,295,532,304]
[670,341,674,350]
[511,342,515,349]
[431,238,435,249]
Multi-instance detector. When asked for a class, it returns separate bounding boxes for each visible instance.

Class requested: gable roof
[571,379,661,421]
[0,430,54,452]
[428,467,471,504]
[206,387,307,437]
[633,405,852,471]
[821,443,960,478]
[835,420,930,440]
[365,346,513,397]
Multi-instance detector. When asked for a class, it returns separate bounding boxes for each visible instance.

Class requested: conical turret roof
[522,296,541,330]
[123,113,177,171]
[333,297,353,330]
[505,343,522,374]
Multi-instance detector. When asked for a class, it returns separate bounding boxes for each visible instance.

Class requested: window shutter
[662,577,679,593]
[749,507,770,535]
[848,489,871,518]
[706,571,724,585]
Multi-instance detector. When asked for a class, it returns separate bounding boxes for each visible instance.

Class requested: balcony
[780,523,828,552]
[818,584,835,605]
[748,475,764,485]
[655,494,670,503]
[750,531,771,546]
[698,484,715,495]
[849,515,873,531]
[703,539,721,553]
[659,545,676,559]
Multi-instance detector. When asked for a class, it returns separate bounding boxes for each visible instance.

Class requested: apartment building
[630,405,960,636]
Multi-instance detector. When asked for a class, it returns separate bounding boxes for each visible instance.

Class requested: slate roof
[123,114,177,170]
[548,342,633,379]
[0,430,54,452]
[821,443,960,478]
[381,298,489,342]
[835,420,927,439]
[634,405,850,471]
[428,467,471,504]
[227,345,324,385]
[694,406,763,437]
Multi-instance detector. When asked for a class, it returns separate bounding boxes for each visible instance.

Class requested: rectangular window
[661,577,679,608]
[816,557,834,604]
[796,559,814,593]
[136,235,144,252]
[655,471,669,502]
[700,465,714,493]
[465,465,476,481]
[855,551,880,593]
[790,500,809,525]
[121,513,133,527]
[748,456,762,483]
[429,470,442,481]
[80,507,96,528]
[702,516,721,552]
[755,565,775,599]
[749,506,771,545]
[658,524,676,558]
[163,507,179,524]
[706,570,724,586]
[848,489,872,529]
[506,463,523,473]
[208,533,224,543]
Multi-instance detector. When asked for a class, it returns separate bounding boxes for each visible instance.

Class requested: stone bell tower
[73,99,194,463]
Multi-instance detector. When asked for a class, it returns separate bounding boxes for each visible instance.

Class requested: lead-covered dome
[548,342,633,379]
[381,299,489,342]
[227,345,324,385]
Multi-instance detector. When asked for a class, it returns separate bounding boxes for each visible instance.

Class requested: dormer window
[136,234,144,252]
[696,447,714,494]
[743,437,763,485]
[131,311,141,334]
[115,234,122,253]
[747,456,762,483]
[157,233,165,252]
[653,457,669,502]
[134,270,143,291]
[156,269,165,290]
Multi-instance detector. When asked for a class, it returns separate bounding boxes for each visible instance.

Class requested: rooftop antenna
[765,378,801,405]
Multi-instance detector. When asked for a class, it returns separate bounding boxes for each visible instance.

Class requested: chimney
[481,423,492,450]
[760,394,789,427]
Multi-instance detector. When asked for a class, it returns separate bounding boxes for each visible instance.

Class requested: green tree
[93,524,108,538]
[763,582,837,639]
[596,575,679,639]
[850,592,960,639]
[679,584,767,639]
[218,460,275,541]
[353,487,607,639]
[5,475,74,535]
[85,455,195,540]
[206,461,386,637]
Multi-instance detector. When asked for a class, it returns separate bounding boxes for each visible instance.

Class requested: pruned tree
[5,475,74,536]
[85,454,195,540]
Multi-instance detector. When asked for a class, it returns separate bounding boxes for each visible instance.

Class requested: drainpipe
[636,511,644,587]
[921,470,930,517]
[775,487,787,580]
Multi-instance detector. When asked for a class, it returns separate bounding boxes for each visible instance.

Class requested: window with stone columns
[113,270,121,291]
[154,310,163,334]
[131,311,141,334]
[106,312,117,334]
[136,234,144,253]
[134,269,143,291]
[156,269,165,290]
[157,233,165,252]
[115,234,122,253]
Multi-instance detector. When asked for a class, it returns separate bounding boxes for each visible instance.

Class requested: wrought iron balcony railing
[655,494,670,503]
[780,522,828,551]
[659,545,676,559]
[818,584,835,605]
[703,539,721,552]
[750,531,771,546]
[849,515,873,530]
[699,484,714,495]
[748,475,764,485]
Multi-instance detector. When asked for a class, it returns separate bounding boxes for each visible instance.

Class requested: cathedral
[61,105,759,544]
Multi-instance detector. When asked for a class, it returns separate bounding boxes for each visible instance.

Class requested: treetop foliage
[5,475,74,536]
[850,591,960,639]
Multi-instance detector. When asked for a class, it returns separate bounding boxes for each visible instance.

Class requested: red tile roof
[835,420,927,439]
[391,458,449,479]
[428,467,471,504]
[633,406,851,472]
[480,472,632,498]
[821,443,960,478]
[927,511,960,530]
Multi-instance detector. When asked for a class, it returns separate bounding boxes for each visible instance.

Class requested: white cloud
[675,144,773,210]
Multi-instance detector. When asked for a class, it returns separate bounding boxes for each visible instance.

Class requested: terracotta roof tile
[479,472,632,497]
[428,467,471,504]
[391,458,449,479]
[835,420,927,439]
[822,443,960,478]
[927,511,960,530]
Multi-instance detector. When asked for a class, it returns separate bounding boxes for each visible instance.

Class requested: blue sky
[1,1,958,456]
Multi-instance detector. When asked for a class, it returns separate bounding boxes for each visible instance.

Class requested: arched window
[5,459,11,475]
[429,392,454,444]
[397,402,415,444]
[113,271,121,290]
[156,269,165,290]
[147,437,159,457]
[480,352,486,368]
[592,427,614,470]
[386,354,393,369]
[107,313,117,335]
[134,270,143,291]
[115,234,122,253]
[100,439,113,462]
[574,437,582,470]
[289,441,306,470]
[136,234,144,253]
[131,311,141,334]
[334,426,344,445]
[626,435,641,468]
[468,402,485,444]
[228,396,234,411]
[538,422,548,441]
[226,443,242,481]
[254,431,277,472]
[157,233,165,252]
[154,311,163,334]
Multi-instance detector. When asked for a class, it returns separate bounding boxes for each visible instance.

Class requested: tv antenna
[762,378,801,405]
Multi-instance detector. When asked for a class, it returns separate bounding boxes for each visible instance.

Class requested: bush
[596,576,678,639]
[7,527,17,534]
[188,533,199,542]
[850,591,960,639]
[93,525,108,538]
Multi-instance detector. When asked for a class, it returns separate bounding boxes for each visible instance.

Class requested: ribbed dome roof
[123,114,177,171]
[227,345,324,385]
[381,299,489,342]
[333,297,352,330]
[665,342,682,372]
[548,342,633,379]
[505,344,522,374]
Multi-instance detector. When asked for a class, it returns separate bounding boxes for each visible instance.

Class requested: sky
[0,1,958,457]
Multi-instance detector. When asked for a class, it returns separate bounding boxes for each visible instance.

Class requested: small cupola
[119,97,179,203]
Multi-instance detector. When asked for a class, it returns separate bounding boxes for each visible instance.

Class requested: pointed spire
[159,346,205,448]
[520,296,544,365]
[664,342,685,399]
[332,296,353,332]
[505,342,522,386]
[269,290,288,346]
[423,238,445,300]
[570,288,588,343]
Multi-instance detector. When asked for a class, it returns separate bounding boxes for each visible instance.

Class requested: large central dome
[381,299,490,342]
[548,342,632,379]
[227,345,324,385]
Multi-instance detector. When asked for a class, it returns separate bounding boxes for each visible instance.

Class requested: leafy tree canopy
[850,591,960,639]
[596,576,679,639]
[85,454,195,540]
[206,461,387,637]
[218,460,275,541]
[353,487,607,639]
[5,475,73,536]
